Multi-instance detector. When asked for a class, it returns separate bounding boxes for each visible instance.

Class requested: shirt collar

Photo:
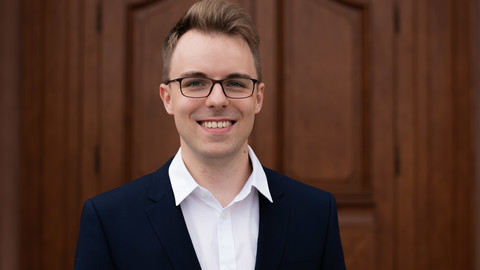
[246,146,273,203]
[168,146,273,206]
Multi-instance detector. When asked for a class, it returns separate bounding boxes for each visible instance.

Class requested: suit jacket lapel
[145,163,201,270]
[255,172,290,270]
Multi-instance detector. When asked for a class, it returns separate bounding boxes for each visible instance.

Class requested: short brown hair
[162,0,261,82]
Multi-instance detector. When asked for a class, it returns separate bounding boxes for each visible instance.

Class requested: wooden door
[14,0,477,269]
[272,1,394,269]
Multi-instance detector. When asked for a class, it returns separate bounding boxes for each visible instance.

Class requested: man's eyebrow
[179,71,208,78]
[224,73,254,79]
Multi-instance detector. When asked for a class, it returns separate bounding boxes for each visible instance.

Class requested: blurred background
[1,0,479,269]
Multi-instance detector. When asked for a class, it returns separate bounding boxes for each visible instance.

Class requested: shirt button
[221,212,227,219]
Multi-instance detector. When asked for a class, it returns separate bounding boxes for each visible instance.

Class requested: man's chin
[189,143,247,160]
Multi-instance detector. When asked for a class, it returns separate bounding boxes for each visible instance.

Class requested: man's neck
[181,146,252,207]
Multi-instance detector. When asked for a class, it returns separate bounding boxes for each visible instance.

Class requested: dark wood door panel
[283,0,370,196]
[277,1,394,269]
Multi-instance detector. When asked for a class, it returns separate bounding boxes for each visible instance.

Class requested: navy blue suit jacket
[75,160,346,269]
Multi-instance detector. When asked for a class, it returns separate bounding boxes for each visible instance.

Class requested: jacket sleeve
[320,193,347,270]
[75,199,116,270]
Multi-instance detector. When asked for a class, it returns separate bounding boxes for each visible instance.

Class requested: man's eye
[183,79,207,88]
[225,79,247,88]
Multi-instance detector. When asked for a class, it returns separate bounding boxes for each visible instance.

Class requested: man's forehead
[174,30,249,52]
[169,30,256,78]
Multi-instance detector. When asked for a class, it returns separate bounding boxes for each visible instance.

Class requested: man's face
[159,30,264,161]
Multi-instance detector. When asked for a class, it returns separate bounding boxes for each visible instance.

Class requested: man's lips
[198,120,234,129]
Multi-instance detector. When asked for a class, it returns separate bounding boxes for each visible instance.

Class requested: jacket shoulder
[88,159,172,211]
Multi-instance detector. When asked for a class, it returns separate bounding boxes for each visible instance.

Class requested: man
[75,0,346,269]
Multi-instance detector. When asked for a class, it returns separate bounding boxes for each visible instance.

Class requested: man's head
[159,0,264,161]
[162,0,261,82]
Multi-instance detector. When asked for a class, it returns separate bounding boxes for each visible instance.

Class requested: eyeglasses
[166,76,258,99]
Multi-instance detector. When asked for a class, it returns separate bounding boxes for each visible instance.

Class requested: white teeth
[202,121,232,129]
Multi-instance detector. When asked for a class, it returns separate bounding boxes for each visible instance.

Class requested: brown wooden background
[1,0,479,269]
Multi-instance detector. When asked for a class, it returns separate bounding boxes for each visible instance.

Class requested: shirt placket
[217,207,236,270]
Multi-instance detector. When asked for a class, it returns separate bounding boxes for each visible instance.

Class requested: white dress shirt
[168,146,273,270]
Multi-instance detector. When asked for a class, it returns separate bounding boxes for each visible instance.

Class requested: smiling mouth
[198,120,234,129]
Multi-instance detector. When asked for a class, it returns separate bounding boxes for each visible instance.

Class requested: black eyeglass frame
[165,76,259,99]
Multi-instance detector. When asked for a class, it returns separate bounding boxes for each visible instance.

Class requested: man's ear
[254,82,265,114]
[159,83,174,115]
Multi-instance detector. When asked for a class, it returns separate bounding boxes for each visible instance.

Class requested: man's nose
[205,83,229,107]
